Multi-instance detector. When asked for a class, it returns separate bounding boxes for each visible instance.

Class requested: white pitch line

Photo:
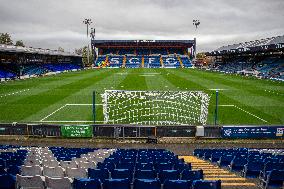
[66,103,93,106]
[37,120,95,123]
[139,75,156,77]
[0,89,30,98]
[66,103,104,106]
[219,105,234,107]
[234,105,268,123]
[208,88,228,91]
[40,104,68,121]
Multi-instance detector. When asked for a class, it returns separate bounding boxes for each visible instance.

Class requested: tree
[196,52,206,59]
[15,40,25,47]
[82,46,94,67]
[75,48,83,55]
[0,33,13,45]
[58,47,65,52]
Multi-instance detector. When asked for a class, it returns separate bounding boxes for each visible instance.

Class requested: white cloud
[0,0,283,52]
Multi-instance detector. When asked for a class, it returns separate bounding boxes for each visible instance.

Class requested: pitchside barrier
[0,124,283,139]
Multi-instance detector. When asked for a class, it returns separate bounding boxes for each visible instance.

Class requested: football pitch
[0,68,283,125]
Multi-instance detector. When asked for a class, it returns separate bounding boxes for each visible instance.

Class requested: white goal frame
[101,90,210,126]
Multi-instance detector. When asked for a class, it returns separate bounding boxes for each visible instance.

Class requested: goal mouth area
[98,90,210,126]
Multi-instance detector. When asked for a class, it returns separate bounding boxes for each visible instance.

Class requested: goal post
[98,90,210,126]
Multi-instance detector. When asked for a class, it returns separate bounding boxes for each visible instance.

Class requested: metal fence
[0,123,283,139]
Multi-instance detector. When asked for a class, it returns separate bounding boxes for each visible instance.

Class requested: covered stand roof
[213,35,284,54]
[92,39,196,48]
[0,44,81,57]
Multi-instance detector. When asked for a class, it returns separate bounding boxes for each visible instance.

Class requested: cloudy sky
[0,0,284,52]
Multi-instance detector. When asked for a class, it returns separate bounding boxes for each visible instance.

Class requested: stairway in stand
[122,55,126,68]
[177,56,184,68]
[160,56,164,68]
[181,156,258,189]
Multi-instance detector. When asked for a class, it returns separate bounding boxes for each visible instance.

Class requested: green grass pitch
[0,68,283,125]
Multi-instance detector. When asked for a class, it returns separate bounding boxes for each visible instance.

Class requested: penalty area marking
[220,104,268,123]
[39,103,104,122]
[0,89,30,98]
[139,74,156,77]
[39,103,267,124]
[208,89,228,91]
[234,105,268,123]
[40,104,68,121]
[35,120,104,123]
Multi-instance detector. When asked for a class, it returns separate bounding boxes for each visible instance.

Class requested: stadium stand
[0,69,16,80]
[125,55,142,68]
[0,44,82,81]
[93,40,195,68]
[194,148,284,189]
[162,55,181,68]
[107,55,124,68]
[44,63,81,72]
[207,35,284,81]
[144,56,161,68]
[0,145,225,189]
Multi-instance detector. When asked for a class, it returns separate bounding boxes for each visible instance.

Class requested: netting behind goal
[101,90,210,126]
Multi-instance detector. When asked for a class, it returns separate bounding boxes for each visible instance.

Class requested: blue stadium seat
[174,163,191,172]
[229,157,248,171]
[192,180,221,189]
[217,155,234,167]
[261,170,284,189]
[0,159,5,167]
[163,180,191,189]
[133,179,161,189]
[209,153,222,163]
[155,163,173,172]
[103,179,131,189]
[260,162,284,179]
[111,169,132,180]
[97,162,115,171]
[88,168,109,181]
[0,166,7,175]
[159,170,180,183]
[7,165,20,175]
[136,163,154,170]
[242,161,264,178]
[0,174,16,189]
[181,170,203,180]
[116,163,135,172]
[73,178,101,189]
[135,170,157,179]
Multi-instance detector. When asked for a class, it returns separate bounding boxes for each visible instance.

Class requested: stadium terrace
[205,35,284,81]
[92,40,196,68]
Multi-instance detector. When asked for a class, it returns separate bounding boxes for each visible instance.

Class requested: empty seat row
[88,168,203,182]
[13,176,221,189]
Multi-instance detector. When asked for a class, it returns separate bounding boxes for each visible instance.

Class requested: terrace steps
[181,156,258,189]
[178,56,184,68]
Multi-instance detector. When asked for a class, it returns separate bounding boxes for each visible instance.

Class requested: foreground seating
[181,170,204,180]
[195,148,284,188]
[103,178,131,189]
[163,180,191,189]
[135,169,157,179]
[0,174,16,189]
[88,168,110,181]
[73,178,101,189]
[45,176,72,189]
[16,175,45,189]
[242,161,264,178]
[133,179,161,189]
[192,180,221,189]
[261,170,284,189]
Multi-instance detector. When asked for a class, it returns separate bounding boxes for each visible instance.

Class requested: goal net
[101,90,210,126]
